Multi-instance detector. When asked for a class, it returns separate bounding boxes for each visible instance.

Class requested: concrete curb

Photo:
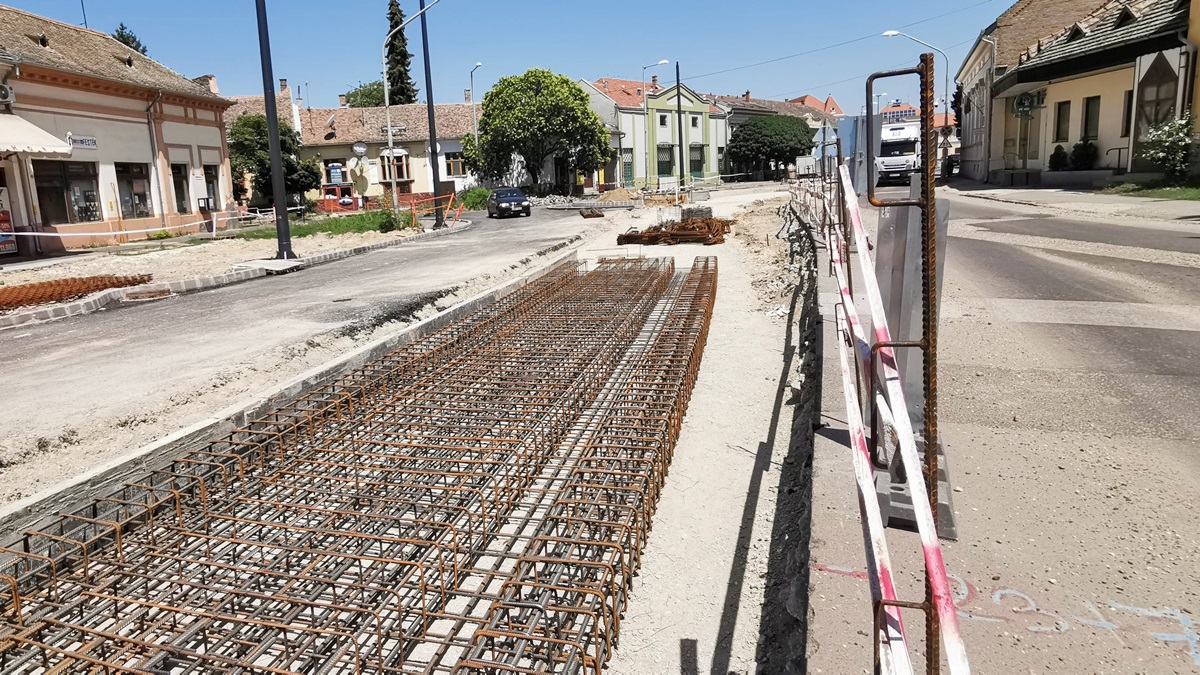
[0,243,579,539]
[0,222,476,331]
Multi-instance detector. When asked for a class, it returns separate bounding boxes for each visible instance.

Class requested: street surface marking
[986,299,1200,332]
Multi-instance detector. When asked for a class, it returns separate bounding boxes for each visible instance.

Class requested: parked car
[486,187,531,218]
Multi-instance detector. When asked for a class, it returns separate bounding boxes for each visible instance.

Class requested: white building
[0,6,233,255]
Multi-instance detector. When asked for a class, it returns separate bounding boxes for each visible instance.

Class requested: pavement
[947,178,1200,222]
[806,185,1200,672]
[0,205,598,499]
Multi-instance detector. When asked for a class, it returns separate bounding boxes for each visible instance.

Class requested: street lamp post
[382,0,444,217]
[642,59,668,191]
[874,92,888,114]
[470,62,482,152]
[254,0,293,259]
[883,30,952,161]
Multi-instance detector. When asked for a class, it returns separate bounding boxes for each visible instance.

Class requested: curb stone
[0,222,475,330]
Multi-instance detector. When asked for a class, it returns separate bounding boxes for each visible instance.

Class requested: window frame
[658,113,669,128]
[380,153,411,182]
[1081,96,1101,141]
[1121,89,1133,138]
[445,151,466,177]
[170,163,191,214]
[656,145,674,177]
[1053,100,1071,143]
[114,162,153,219]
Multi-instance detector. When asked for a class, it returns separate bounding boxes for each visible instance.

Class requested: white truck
[875,121,921,185]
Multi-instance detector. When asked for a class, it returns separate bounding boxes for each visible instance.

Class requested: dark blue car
[486,187,531,218]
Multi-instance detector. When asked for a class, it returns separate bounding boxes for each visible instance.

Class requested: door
[622,148,634,186]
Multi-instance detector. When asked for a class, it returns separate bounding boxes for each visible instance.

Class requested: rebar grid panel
[0,256,721,674]
[0,275,153,311]
[457,257,718,675]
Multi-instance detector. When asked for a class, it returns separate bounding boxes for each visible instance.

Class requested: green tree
[727,115,815,173]
[1140,114,1196,182]
[346,80,386,108]
[464,68,611,187]
[386,0,419,104]
[111,22,148,55]
[228,114,321,205]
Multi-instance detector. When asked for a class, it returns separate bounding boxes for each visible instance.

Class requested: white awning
[378,146,409,158]
[0,114,72,156]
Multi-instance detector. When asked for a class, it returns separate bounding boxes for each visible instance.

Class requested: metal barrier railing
[788,53,970,675]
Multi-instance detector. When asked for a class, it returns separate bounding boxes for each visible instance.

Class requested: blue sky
[16,0,1008,113]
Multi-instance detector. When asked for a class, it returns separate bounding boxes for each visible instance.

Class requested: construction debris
[0,256,717,674]
[0,275,152,311]
[597,188,638,202]
[579,206,605,218]
[643,193,689,207]
[617,217,733,246]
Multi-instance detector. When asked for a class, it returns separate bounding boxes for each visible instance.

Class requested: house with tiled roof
[880,103,920,123]
[0,4,235,253]
[583,76,729,190]
[787,94,845,116]
[972,0,1193,183]
[223,78,301,132]
[294,100,480,204]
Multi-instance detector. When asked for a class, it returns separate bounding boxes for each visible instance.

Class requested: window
[717,146,725,172]
[656,145,674,177]
[445,152,466,176]
[1082,96,1101,141]
[380,153,411,182]
[1054,101,1071,142]
[1137,53,1178,132]
[324,159,348,184]
[621,148,634,185]
[171,164,191,214]
[32,160,101,226]
[658,114,668,128]
[689,146,703,178]
[690,115,700,129]
[1121,89,1133,137]
[115,163,153,219]
[203,165,220,209]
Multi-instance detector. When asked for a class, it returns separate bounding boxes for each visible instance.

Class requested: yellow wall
[299,141,432,202]
[1035,68,1135,170]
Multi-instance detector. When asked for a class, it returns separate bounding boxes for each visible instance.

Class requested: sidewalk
[945,179,1200,222]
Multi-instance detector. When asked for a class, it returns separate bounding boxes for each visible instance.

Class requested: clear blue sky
[16,0,1008,113]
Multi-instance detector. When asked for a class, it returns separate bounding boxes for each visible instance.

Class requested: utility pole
[79,0,88,28]
[419,0,444,228]
[254,0,294,259]
[675,61,685,201]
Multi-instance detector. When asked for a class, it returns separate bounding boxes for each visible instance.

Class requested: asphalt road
[0,206,594,473]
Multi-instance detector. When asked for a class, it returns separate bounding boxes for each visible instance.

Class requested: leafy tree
[727,115,815,172]
[464,68,611,186]
[950,83,963,136]
[346,80,386,108]
[228,114,321,205]
[112,22,148,55]
[1140,114,1196,182]
[386,0,419,104]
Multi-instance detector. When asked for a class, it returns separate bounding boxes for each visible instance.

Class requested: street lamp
[254,0,293,259]
[883,30,952,160]
[642,59,669,190]
[382,0,444,217]
[470,61,482,152]
[874,92,888,114]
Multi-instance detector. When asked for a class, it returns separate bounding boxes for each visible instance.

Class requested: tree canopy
[386,0,419,104]
[346,80,386,108]
[111,23,148,55]
[463,68,611,186]
[727,115,815,170]
[228,114,321,205]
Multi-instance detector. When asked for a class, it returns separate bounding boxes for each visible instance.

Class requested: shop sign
[1011,91,1046,119]
[70,135,99,150]
[0,187,15,255]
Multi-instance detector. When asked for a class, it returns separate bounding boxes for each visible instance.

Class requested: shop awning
[0,114,72,156]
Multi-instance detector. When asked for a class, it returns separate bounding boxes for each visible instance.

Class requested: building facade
[0,6,233,254]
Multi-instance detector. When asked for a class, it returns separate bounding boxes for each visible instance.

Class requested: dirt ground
[0,229,420,291]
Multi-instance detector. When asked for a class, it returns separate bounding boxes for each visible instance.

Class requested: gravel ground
[0,229,420,290]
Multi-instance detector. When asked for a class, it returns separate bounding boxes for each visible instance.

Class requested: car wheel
[523,209,531,217]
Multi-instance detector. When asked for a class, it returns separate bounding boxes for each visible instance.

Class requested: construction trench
[0,256,717,674]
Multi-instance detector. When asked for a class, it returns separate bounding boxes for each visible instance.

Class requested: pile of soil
[643,194,689,207]
[598,188,638,202]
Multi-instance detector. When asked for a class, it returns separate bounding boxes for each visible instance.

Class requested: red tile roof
[591,77,665,108]
[933,113,956,128]
[786,94,844,115]
[297,103,479,146]
[881,103,919,114]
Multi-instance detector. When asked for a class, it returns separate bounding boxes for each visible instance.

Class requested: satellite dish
[347,156,361,171]
[425,141,441,155]
[352,141,368,157]
[326,114,336,129]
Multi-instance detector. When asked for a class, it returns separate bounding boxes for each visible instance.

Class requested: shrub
[146,229,174,240]
[1070,140,1099,170]
[1048,145,1070,171]
[457,187,491,211]
[1140,114,1197,182]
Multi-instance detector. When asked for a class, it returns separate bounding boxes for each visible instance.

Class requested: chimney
[651,75,658,88]
[193,74,219,95]
[338,94,347,108]
[636,87,642,96]
[603,80,608,91]
[279,78,288,92]
[744,90,751,102]
[464,88,471,103]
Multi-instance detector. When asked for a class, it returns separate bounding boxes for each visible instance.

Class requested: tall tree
[727,115,815,174]
[346,80,386,108]
[111,22,148,55]
[228,114,321,205]
[464,68,611,187]
[386,0,419,104]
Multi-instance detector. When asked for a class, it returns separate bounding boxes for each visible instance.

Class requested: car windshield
[882,141,917,157]
[495,189,524,198]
